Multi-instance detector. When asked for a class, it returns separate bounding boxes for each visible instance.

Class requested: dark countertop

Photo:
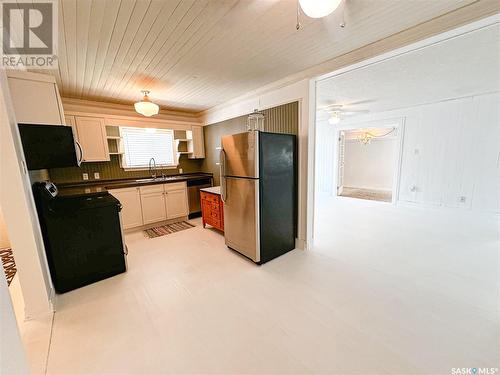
[57,173,213,198]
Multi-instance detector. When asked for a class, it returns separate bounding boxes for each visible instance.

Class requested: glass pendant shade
[134,91,159,117]
[299,0,342,18]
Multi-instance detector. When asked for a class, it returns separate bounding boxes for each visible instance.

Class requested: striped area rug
[0,248,16,286]
[144,221,195,238]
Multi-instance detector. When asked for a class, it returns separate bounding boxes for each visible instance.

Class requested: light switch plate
[82,173,88,180]
[94,172,100,179]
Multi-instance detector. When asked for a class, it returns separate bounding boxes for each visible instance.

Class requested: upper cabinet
[6,71,64,125]
[74,116,110,162]
[188,125,205,159]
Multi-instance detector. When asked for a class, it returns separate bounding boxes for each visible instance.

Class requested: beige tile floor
[21,197,500,374]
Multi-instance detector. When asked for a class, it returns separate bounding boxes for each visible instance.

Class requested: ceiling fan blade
[342,110,370,115]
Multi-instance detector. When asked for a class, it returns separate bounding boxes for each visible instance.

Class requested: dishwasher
[187,178,213,218]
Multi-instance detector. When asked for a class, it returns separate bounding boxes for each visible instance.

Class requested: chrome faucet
[149,157,157,179]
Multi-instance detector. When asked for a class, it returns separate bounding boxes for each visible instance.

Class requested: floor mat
[0,248,17,286]
[144,221,195,238]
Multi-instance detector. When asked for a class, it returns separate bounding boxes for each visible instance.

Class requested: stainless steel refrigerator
[220,131,296,264]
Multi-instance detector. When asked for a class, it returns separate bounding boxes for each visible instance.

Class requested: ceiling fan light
[135,91,159,117]
[299,0,342,18]
[328,112,341,125]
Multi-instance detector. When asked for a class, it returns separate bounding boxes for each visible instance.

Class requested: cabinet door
[141,192,167,224]
[165,189,188,219]
[75,116,110,162]
[189,125,205,159]
[109,188,143,229]
[7,76,63,124]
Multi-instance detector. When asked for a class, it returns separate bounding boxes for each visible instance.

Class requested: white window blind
[121,127,176,168]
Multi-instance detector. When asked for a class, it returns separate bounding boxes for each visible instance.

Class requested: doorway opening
[337,126,398,203]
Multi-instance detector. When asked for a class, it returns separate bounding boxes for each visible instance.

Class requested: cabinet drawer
[139,184,164,194]
[206,217,221,229]
[210,206,220,219]
[201,191,219,203]
[165,182,186,192]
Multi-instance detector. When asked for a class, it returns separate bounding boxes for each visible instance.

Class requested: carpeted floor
[340,187,392,202]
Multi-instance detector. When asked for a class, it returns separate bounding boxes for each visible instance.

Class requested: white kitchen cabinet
[110,182,188,230]
[188,125,205,159]
[140,185,167,224]
[7,71,65,125]
[109,187,143,229]
[165,183,189,219]
[74,116,110,162]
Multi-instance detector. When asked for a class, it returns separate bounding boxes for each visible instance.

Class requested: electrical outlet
[94,172,100,179]
[82,173,88,180]
[458,196,467,203]
[178,168,183,174]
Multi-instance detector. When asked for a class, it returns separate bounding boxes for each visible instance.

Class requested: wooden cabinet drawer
[201,191,219,203]
[139,184,163,194]
[201,192,223,231]
[165,182,186,192]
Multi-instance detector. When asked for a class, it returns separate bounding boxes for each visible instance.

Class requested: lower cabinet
[110,182,189,230]
[200,191,224,231]
[109,187,143,229]
[165,184,189,219]
[140,185,167,225]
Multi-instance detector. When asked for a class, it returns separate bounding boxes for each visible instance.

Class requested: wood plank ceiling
[51,0,478,113]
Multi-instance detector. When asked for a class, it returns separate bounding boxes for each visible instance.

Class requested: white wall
[0,206,10,249]
[326,91,500,212]
[0,71,53,318]
[343,138,396,191]
[0,274,29,375]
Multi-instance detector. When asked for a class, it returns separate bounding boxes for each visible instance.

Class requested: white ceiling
[316,23,500,117]
[50,0,479,112]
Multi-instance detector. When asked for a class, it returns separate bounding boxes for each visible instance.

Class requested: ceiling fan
[319,104,370,125]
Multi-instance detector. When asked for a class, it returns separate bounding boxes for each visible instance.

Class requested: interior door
[337,131,345,195]
[223,177,259,262]
[222,131,258,178]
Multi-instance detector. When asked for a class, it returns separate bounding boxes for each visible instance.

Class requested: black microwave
[18,123,82,170]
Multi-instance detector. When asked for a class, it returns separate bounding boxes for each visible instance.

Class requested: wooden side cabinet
[200,191,224,231]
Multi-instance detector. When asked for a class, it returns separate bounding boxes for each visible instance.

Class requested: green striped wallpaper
[49,155,203,184]
[201,101,299,185]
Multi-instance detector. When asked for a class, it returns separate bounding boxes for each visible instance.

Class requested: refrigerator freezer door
[223,177,260,262]
[221,132,259,178]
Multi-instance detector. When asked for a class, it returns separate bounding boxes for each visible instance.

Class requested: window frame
[119,126,178,171]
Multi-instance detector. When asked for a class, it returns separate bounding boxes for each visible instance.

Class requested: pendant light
[328,111,341,125]
[299,0,342,18]
[134,90,159,117]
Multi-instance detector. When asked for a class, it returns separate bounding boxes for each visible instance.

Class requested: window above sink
[120,127,177,170]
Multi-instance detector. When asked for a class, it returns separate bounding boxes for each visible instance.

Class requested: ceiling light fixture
[328,111,341,125]
[299,0,342,18]
[134,90,159,117]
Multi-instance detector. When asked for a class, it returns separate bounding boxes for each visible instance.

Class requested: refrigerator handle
[220,149,227,203]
